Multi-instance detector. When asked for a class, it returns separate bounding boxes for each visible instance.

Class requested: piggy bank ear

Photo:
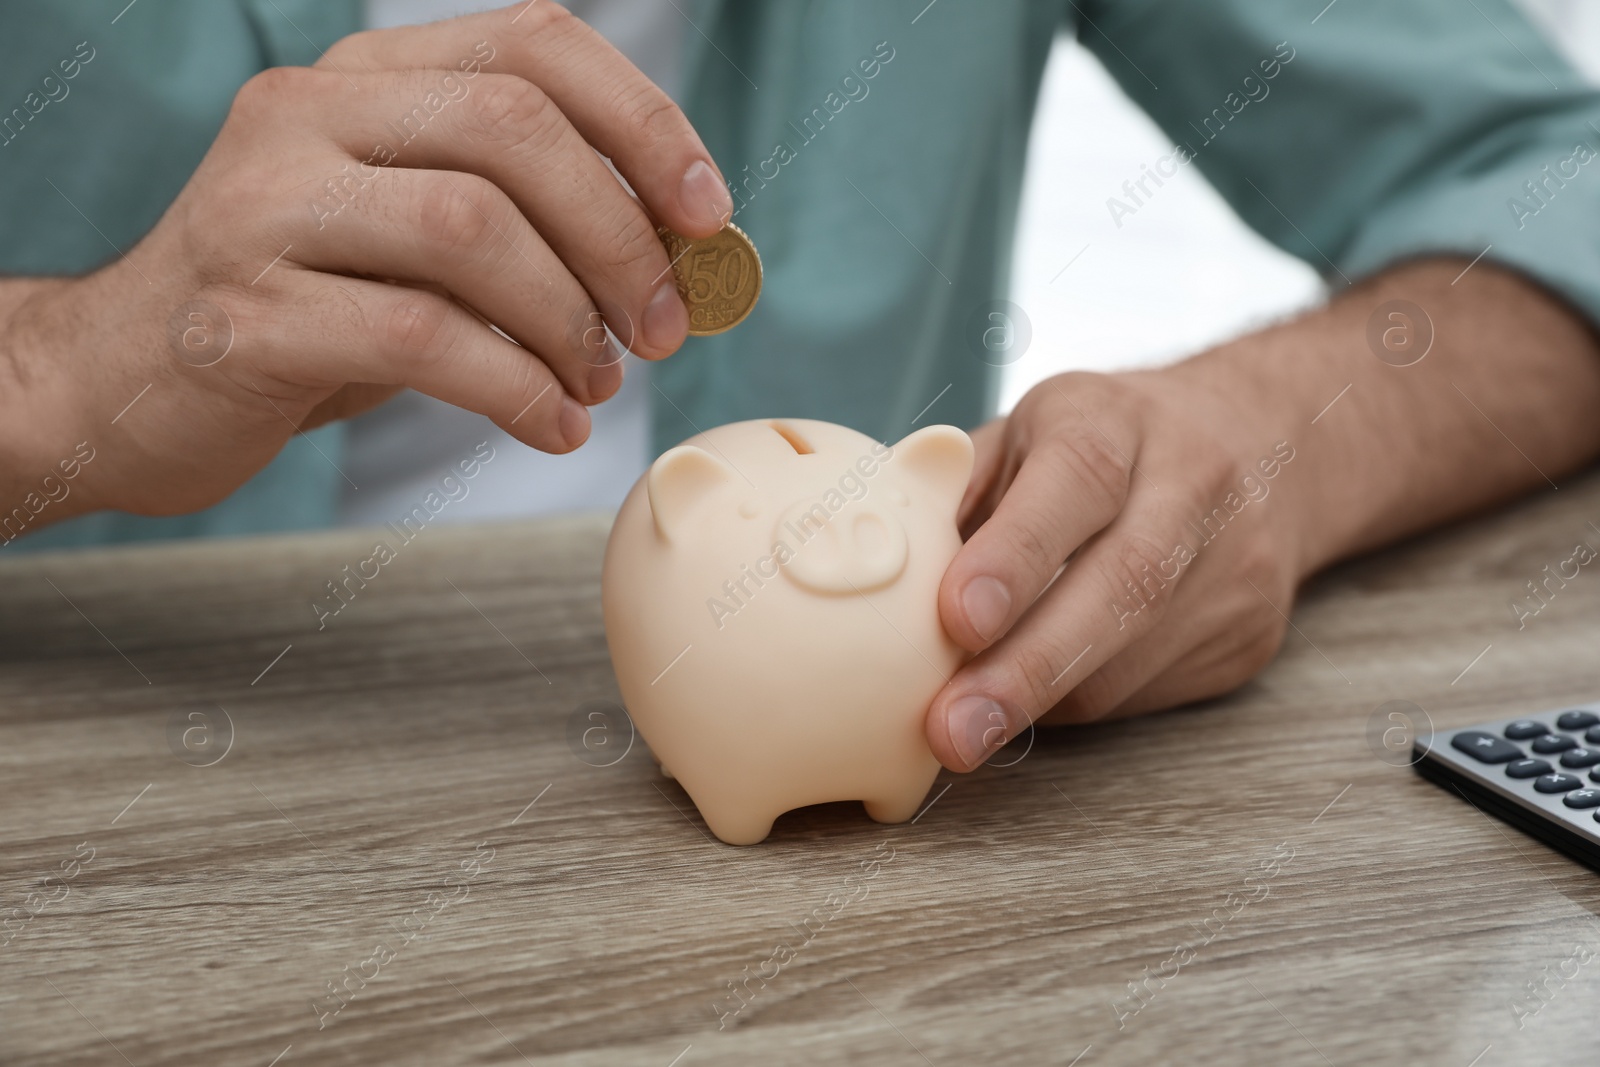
[647,445,735,543]
[888,425,974,502]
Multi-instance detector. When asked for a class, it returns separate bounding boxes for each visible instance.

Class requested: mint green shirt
[4,0,1597,547]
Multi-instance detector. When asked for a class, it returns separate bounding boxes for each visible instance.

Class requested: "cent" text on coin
[656,223,763,336]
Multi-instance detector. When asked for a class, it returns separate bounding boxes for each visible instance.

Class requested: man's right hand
[0,2,730,522]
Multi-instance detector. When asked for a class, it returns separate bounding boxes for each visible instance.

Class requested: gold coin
[656,222,763,336]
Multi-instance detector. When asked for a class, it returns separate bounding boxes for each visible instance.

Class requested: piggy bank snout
[776,497,908,594]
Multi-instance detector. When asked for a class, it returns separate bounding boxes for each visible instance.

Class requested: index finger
[939,414,1135,652]
[927,496,1194,772]
[320,2,733,237]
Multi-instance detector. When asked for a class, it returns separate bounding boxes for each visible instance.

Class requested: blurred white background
[1000,36,1322,410]
[1000,0,1600,409]
[339,0,1600,528]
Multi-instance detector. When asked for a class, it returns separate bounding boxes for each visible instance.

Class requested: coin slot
[769,422,814,455]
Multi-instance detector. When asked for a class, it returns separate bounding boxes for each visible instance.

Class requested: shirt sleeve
[1075,0,1600,325]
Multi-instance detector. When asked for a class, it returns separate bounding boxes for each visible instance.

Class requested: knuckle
[385,290,455,366]
[506,0,576,43]
[616,89,687,153]
[1103,531,1177,624]
[321,29,375,69]
[467,75,561,146]
[1010,642,1069,713]
[997,515,1055,578]
[1045,427,1133,512]
[600,207,667,276]
[230,66,321,119]
[416,173,502,260]
[1035,371,1116,418]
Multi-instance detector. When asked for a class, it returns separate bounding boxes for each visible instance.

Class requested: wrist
[1153,310,1376,582]
[0,276,108,537]
[1146,256,1600,584]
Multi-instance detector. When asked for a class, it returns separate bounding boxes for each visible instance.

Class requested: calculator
[1413,706,1600,870]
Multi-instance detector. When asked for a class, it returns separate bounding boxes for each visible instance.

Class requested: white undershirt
[340,0,681,527]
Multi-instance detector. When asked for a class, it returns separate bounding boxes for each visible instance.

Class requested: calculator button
[1556,710,1600,731]
[1506,759,1553,779]
[1565,789,1600,809]
[1535,773,1583,793]
[1451,732,1524,763]
[1532,735,1578,754]
[1561,748,1600,768]
[1586,726,1600,745]
[1504,721,1550,740]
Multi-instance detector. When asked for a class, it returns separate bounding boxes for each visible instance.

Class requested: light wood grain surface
[4,473,1600,1067]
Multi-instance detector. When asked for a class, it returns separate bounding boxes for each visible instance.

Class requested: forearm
[1169,258,1600,577]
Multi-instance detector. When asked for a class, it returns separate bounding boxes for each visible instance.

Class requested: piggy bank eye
[739,500,759,519]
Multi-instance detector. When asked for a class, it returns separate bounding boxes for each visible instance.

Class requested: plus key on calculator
[1415,705,1600,869]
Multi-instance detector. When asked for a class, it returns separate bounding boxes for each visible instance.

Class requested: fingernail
[559,395,590,449]
[962,576,1012,643]
[643,279,688,352]
[947,694,1011,771]
[678,159,733,229]
[587,352,623,401]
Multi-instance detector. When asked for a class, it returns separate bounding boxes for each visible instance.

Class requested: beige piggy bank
[602,418,974,845]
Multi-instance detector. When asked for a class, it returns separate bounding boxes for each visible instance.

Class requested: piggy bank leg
[863,790,929,826]
[699,805,776,847]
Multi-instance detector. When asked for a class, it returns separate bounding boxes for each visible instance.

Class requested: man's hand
[925,259,1600,771]
[926,369,1302,771]
[0,2,731,522]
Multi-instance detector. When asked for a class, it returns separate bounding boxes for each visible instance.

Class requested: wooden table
[4,474,1599,1067]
